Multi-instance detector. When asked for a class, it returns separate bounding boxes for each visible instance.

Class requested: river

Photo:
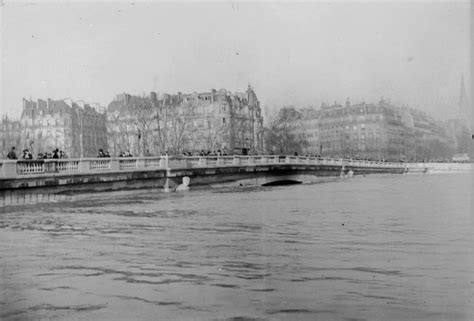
[0,173,473,320]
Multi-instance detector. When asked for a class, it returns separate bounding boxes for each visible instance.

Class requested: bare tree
[107,114,133,156]
[149,96,193,155]
[267,107,309,155]
[202,117,229,152]
[132,101,154,156]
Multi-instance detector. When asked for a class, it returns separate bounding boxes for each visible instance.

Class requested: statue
[175,176,190,192]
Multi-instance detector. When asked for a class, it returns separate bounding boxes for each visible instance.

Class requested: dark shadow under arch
[262,180,302,186]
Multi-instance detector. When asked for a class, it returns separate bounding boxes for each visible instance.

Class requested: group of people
[97,149,111,158]
[198,149,228,157]
[22,149,33,159]
[178,150,230,157]
[5,146,66,160]
[37,149,66,159]
[118,151,133,157]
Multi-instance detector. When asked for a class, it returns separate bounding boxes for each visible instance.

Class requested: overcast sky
[0,0,471,120]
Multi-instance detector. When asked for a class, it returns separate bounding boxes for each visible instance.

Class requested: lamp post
[80,114,84,158]
[75,108,84,158]
[138,129,142,157]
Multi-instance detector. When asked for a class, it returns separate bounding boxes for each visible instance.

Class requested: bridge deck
[1,155,407,179]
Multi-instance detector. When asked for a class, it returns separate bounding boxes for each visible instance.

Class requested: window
[222,118,226,124]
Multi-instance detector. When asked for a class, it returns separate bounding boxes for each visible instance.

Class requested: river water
[0,174,473,320]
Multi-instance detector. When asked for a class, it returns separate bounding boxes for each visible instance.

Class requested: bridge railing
[0,155,409,178]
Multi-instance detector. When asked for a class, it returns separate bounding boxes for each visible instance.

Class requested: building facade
[301,99,413,160]
[297,99,456,161]
[20,98,107,158]
[106,85,264,156]
[405,107,454,161]
[0,116,21,158]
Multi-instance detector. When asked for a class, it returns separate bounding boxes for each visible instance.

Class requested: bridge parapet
[0,155,414,179]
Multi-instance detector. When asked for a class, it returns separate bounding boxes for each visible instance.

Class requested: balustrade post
[233,156,240,165]
[216,157,224,166]
[285,156,291,163]
[3,161,17,178]
[159,156,168,168]
[137,157,145,169]
[199,157,207,166]
[45,161,56,173]
[248,156,255,165]
[78,159,90,173]
[110,159,120,171]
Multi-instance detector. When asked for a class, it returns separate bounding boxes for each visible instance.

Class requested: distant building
[452,153,470,162]
[446,75,473,160]
[107,93,155,157]
[0,116,21,158]
[20,98,107,158]
[297,98,456,161]
[301,98,413,160]
[407,107,454,161]
[106,85,264,156]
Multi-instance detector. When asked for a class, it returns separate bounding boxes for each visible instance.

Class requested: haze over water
[1,174,473,320]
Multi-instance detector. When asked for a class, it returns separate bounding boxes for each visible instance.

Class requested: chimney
[150,91,157,103]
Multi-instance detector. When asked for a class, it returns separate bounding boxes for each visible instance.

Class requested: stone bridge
[2,155,471,206]
[0,155,417,203]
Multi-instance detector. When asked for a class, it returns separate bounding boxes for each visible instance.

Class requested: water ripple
[1,174,473,321]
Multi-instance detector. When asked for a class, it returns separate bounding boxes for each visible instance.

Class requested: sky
[0,0,471,121]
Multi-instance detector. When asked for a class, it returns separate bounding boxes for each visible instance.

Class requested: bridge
[0,155,409,196]
[0,155,469,206]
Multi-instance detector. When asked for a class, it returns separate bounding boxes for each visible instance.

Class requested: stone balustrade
[0,155,414,179]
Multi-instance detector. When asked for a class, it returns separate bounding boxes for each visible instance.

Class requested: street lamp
[75,108,84,158]
[138,129,142,156]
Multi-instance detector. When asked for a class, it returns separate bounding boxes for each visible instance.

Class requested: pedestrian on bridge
[7,146,17,160]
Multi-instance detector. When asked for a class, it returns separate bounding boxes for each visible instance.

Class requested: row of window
[1,124,21,130]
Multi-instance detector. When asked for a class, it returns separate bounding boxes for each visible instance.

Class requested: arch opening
[262,179,302,186]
